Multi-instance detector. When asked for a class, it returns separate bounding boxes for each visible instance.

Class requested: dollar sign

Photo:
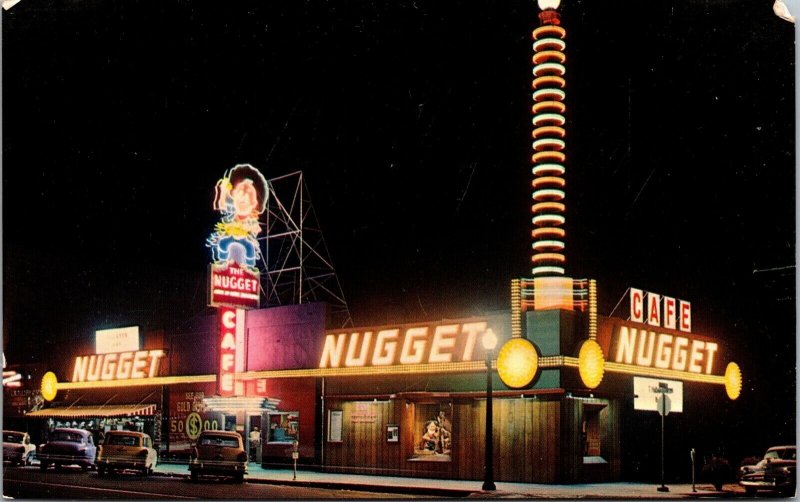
[186,412,202,440]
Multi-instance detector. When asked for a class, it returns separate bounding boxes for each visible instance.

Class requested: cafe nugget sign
[597,288,721,376]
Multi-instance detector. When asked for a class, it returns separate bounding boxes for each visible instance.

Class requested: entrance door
[247,414,262,463]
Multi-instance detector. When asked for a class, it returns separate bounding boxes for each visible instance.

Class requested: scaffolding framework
[258,171,353,329]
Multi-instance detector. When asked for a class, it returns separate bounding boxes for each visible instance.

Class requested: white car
[3,430,36,466]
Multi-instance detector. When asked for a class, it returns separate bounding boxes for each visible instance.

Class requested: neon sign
[598,319,719,375]
[206,164,268,271]
[71,349,166,382]
[319,321,490,368]
[629,287,691,332]
[209,261,260,309]
[218,307,240,396]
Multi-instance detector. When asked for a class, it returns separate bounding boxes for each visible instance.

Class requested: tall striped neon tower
[530,0,566,277]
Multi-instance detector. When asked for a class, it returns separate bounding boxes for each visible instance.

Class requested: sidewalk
[153,461,737,499]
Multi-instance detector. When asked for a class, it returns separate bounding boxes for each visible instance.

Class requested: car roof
[52,427,91,435]
[199,430,241,437]
[3,430,26,435]
[767,445,796,450]
[105,430,147,437]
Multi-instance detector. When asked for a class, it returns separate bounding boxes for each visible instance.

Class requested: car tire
[190,470,198,482]
[81,464,88,472]
[98,466,106,477]
[235,472,244,484]
[744,487,756,496]
[39,462,47,471]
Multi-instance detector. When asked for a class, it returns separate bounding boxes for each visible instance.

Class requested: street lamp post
[482,329,498,491]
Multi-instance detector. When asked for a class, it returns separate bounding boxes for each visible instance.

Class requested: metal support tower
[258,171,353,328]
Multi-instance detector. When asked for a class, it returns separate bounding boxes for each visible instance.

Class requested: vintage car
[96,430,157,476]
[189,430,248,483]
[3,430,36,466]
[739,445,796,496]
[38,428,97,471]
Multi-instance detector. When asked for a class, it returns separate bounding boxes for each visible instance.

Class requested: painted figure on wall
[206,164,269,269]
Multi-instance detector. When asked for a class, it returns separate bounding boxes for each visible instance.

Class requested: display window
[409,402,452,462]
[267,412,299,443]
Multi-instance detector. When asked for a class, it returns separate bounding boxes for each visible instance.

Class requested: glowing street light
[481,329,498,491]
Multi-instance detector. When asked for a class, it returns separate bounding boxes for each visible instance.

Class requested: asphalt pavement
[153,461,744,499]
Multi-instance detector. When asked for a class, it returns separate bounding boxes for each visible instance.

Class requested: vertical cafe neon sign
[207,164,269,397]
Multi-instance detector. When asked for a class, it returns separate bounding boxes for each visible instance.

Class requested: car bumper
[740,476,793,489]
[97,456,150,469]
[38,453,93,465]
[3,452,24,463]
[189,459,248,475]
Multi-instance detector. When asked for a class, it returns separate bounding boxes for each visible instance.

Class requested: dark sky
[2,0,795,443]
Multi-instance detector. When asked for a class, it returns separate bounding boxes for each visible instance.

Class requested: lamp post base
[657,485,670,492]
[482,481,497,491]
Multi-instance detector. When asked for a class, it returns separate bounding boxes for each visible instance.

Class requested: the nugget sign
[319,321,490,368]
[209,261,260,309]
[598,319,720,375]
[72,349,166,382]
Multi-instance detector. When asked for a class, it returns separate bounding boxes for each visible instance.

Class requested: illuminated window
[408,402,452,462]
[267,412,299,444]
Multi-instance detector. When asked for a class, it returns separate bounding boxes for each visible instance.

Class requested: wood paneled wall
[322,396,619,483]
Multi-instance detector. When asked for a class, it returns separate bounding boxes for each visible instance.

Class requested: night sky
[2,0,796,455]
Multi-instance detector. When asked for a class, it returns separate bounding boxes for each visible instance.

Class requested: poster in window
[386,424,399,442]
[409,402,452,462]
[328,410,343,442]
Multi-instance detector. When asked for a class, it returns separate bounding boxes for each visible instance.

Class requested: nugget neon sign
[72,349,166,382]
[319,321,489,368]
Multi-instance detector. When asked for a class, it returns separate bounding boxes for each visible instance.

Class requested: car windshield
[199,436,239,448]
[51,432,83,443]
[766,449,796,460]
[3,433,24,443]
[108,435,140,446]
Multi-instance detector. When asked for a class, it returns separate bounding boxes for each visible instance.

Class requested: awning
[25,403,158,419]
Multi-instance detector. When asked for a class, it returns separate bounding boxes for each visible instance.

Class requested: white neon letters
[319,322,489,368]
[613,326,717,374]
[72,349,165,382]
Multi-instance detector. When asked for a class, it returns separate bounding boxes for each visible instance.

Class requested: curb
[152,470,477,498]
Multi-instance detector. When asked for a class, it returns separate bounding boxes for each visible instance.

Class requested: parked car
[3,431,36,466]
[737,455,762,481]
[189,430,248,483]
[96,430,157,477]
[739,445,796,496]
[38,428,97,471]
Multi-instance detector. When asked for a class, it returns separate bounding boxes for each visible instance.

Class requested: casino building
[9,0,742,485]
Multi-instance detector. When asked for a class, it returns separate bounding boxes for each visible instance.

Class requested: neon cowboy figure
[207,164,269,269]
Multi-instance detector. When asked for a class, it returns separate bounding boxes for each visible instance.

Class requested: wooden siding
[322,396,578,483]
